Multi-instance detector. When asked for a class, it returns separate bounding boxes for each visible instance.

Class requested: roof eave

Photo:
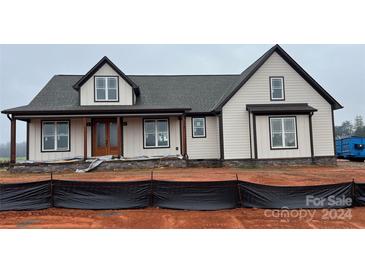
[2,107,191,116]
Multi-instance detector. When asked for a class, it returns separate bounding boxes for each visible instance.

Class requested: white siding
[123,117,181,158]
[222,52,334,159]
[186,116,220,159]
[80,63,134,106]
[256,115,311,159]
[29,118,85,161]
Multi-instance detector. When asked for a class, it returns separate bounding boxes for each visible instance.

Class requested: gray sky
[0,44,364,144]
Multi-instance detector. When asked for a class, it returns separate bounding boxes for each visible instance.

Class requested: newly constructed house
[2,45,342,168]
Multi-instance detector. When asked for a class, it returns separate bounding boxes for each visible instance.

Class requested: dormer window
[95,76,119,102]
[270,77,285,101]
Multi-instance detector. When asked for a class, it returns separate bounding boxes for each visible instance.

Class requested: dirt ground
[1,160,365,186]
[1,160,365,228]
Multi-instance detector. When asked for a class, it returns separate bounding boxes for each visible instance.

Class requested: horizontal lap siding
[29,118,84,161]
[186,116,220,159]
[222,52,334,159]
[123,117,181,158]
[256,115,311,159]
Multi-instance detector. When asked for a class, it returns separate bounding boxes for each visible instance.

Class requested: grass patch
[0,156,26,162]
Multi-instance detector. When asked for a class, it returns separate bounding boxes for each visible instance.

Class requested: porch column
[117,116,122,158]
[180,115,187,158]
[83,117,88,160]
[8,115,16,164]
[309,113,315,162]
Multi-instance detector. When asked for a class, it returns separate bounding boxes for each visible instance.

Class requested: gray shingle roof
[3,74,240,114]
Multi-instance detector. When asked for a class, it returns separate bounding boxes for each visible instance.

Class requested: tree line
[0,142,26,158]
[335,115,365,139]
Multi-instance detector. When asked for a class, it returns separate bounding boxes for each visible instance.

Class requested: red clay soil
[1,207,364,228]
[1,161,365,229]
[1,161,365,186]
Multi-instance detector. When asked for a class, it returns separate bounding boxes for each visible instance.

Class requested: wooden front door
[92,119,120,157]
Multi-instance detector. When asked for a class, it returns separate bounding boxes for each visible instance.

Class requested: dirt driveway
[1,161,365,228]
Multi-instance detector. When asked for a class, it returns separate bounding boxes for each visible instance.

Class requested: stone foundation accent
[8,156,336,173]
[187,159,222,168]
[9,158,187,173]
[223,156,337,168]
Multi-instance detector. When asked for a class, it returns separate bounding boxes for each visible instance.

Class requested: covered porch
[6,107,190,163]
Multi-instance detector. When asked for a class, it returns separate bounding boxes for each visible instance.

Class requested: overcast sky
[0,44,364,144]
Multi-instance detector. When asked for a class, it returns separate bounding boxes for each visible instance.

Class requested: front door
[92,118,119,156]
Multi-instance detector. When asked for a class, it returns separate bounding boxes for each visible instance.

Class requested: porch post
[9,115,16,164]
[180,115,187,158]
[117,116,122,158]
[83,117,88,160]
[309,113,315,162]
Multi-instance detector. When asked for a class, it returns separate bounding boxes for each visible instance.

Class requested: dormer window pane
[95,76,118,101]
[96,88,106,100]
[108,77,116,88]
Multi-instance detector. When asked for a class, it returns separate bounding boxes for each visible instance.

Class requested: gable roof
[2,45,343,116]
[213,44,343,111]
[73,56,140,96]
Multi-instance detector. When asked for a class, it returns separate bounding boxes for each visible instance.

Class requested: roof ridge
[128,74,240,77]
[55,74,240,77]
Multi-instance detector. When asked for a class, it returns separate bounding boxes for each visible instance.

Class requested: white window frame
[192,117,206,138]
[270,77,285,101]
[269,117,297,149]
[94,76,119,102]
[143,119,170,148]
[41,121,70,152]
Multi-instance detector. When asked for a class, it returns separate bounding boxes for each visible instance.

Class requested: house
[2,45,343,168]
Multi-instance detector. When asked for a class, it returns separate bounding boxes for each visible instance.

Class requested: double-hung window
[144,119,169,148]
[42,121,70,151]
[270,117,297,149]
[270,77,285,100]
[95,76,118,101]
[192,117,206,138]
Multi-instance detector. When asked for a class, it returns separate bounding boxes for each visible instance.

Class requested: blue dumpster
[336,136,365,161]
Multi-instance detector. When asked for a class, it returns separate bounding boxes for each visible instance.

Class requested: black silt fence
[238,181,354,209]
[0,180,51,211]
[52,180,151,210]
[354,183,365,206]
[153,180,239,210]
[1,179,365,211]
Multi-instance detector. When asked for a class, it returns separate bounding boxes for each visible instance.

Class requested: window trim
[143,118,170,149]
[269,116,298,150]
[94,76,119,102]
[269,76,285,101]
[192,117,207,138]
[41,120,71,152]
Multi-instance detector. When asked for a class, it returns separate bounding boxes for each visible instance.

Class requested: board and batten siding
[256,115,311,159]
[28,118,85,161]
[123,117,181,158]
[222,52,334,159]
[80,63,134,106]
[186,116,220,159]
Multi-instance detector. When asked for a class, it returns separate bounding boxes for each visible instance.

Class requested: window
[42,121,70,151]
[270,77,285,100]
[270,117,297,149]
[192,117,206,138]
[95,76,118,101]
[144,119,169,148]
